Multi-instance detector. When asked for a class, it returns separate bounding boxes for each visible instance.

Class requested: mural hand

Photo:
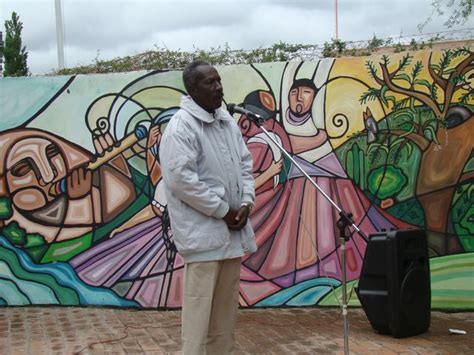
[270,159,283,177]
[67,167,92,199]
[93,132,115,155]
[271,159,283,188]
[147,125,161,149]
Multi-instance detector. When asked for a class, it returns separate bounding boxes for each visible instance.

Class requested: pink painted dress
[237,115,413,306]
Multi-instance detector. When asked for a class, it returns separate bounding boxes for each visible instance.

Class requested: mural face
[0,49,472,309]
[7,137,66,211]
[287,79,317,124]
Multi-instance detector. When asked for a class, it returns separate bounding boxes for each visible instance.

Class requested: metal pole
[55,0,65,69]
[0,31,3,77]
[256,123,359,355]
[340,236,349,355]
[335,0,339,40]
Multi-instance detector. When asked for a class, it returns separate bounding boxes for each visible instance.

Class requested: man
[160,60,257,354]
[0,128,136,244]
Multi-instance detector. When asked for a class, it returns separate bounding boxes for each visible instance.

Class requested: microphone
[227,104,263,124]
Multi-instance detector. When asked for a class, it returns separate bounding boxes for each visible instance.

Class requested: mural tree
[360,48,473,255]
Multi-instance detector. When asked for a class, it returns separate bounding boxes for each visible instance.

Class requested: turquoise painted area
[256,277,341,307]
[27,71,147,151]
[0,76,72,130]
[286,286,333,306]
[122,69,184,97]
[0,278,30,304]
[0,236,138,307]
[0,261,59,304]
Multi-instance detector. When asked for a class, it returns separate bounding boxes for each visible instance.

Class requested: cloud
[61,1,249,50]
[264,0,333,11]
[1,0,472,75]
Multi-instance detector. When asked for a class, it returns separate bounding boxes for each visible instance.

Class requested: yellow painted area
[323,49,473,148]
[325,77,385,148]
[220,63,276,107]
[132,87,183,108]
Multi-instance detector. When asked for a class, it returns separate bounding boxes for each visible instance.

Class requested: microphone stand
[244,113,368,355]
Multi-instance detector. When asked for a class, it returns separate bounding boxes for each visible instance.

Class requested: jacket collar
[181,95,230,124]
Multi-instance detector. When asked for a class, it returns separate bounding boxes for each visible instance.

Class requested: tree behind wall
[0,12,28,77]
[419,0,473,30]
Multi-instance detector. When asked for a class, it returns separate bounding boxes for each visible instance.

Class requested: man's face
[289,85,315,116]
[189,65,224,112]
[6,137,67,211]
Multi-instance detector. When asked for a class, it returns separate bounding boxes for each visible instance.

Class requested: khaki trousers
[182,257,241,355]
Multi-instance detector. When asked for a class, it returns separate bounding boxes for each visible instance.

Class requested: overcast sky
[1,0,473,75]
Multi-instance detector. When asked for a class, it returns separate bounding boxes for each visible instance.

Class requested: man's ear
[187,85,196,97]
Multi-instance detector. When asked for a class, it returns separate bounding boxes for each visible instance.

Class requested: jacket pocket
[210,184,225,199]
[170,199,230,253]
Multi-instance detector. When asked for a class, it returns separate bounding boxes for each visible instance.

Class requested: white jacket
[160,96,257,262]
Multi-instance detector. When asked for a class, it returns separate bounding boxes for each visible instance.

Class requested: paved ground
[0,307,472,354]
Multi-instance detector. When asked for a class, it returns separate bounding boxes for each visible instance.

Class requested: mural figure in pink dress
[235,86,413,306]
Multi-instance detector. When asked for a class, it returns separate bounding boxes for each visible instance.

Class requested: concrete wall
[0,48,472,309]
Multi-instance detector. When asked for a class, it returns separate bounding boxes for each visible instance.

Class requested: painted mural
[0,48,472,310]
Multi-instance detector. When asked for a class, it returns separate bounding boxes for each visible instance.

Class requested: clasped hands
[223,205,251,231]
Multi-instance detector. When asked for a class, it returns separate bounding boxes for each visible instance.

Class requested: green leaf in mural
[452,184,474,251]
[393,73,412,84]
[367,165,408,200]
[365,60,377,79]
[367,143,388,156]
[379,85,390,106]
[0,198,13,220]
[41,233,93,263]
[393,97,411,110]
[386,95,397,106]
[391,136,406,147]
[24,245,48,263]
[359,87,381,104]
[411,60,423,79]
[391,136,414,159]
[387,198,425,227]
[424,125,439,143]
[23,233,46,248]
[415,79,432,89]
[2,222,26,245]
[422,117,440,128]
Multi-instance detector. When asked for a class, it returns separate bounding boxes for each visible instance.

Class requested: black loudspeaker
[356,229,431,338]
